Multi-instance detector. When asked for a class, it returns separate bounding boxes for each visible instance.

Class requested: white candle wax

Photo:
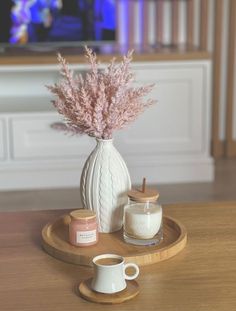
[124,203,162,239]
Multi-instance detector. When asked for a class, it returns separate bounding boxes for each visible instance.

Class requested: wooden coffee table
[0,202,235,311]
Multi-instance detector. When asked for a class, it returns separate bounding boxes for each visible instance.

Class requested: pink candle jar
[68,210,98,247]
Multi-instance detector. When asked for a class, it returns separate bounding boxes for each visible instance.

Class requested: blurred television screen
[0,0,116,45]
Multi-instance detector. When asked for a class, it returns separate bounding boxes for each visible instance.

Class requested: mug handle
[124,263,139,280]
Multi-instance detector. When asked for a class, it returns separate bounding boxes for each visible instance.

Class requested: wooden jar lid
[69,209,96,221]
[127,188,159,203]
[127,178,159,203]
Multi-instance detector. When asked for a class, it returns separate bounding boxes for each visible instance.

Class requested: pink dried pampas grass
[47,47,157,139]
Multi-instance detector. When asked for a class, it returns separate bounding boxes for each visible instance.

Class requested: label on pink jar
[76,230,97,244]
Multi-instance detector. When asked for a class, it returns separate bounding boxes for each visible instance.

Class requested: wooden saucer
[77,278,139,304]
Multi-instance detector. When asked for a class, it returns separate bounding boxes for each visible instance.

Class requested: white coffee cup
[91,254,139,294]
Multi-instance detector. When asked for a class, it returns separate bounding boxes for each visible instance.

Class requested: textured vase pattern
[80,139,131,233]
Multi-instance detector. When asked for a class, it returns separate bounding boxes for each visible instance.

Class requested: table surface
[0,202,235,311]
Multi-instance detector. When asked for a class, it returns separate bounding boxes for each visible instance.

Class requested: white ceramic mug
[91,254,139,294]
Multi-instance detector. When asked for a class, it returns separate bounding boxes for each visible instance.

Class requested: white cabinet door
[116,62,210,158]
[10,114,95,160]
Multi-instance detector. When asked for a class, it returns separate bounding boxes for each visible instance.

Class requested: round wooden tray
[42,215,187,266]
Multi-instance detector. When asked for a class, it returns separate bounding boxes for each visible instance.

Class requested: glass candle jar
[68,209,98,247]
[123,185,163,246]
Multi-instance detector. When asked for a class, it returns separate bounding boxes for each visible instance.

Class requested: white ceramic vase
[80,139,131,233]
